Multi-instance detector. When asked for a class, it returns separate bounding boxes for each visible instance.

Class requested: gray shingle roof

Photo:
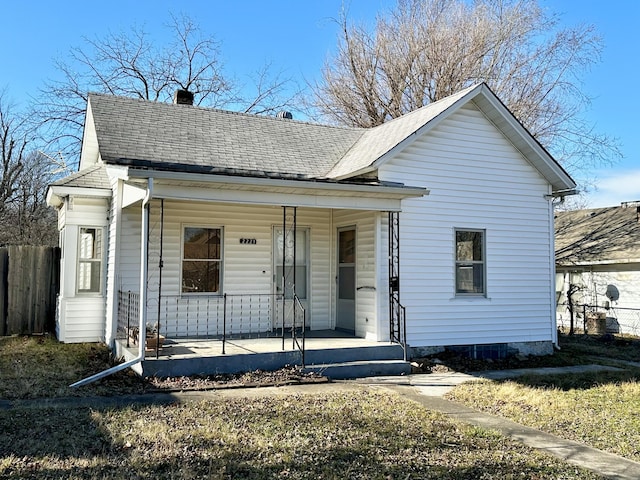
[555,204,640,265]
[80,84,574,194]
[88,94,364,179]
[50,164,110,189]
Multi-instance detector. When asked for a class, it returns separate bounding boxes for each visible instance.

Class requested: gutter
[70,178,154,387]
[126,168,428,199]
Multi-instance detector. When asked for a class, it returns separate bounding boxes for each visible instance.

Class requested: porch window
[77,227,103,294]
[182,227,222,294]
[455,229,485,295]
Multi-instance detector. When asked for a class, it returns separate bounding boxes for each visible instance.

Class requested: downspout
[547,192,559,349]
[71,178,154,387]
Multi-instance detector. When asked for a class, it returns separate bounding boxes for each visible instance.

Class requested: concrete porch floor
[140,331,385,360]
[114,330,409,378]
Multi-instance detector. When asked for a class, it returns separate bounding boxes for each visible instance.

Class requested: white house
[555,203,640,334]
[47,83,576,378]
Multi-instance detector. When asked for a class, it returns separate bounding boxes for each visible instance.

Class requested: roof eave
[125,167,428,199]
[46,185,112,208]
[557,258,640,267]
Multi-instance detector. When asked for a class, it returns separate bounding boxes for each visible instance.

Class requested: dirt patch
[145,365,328,392]
[410,349,576,374]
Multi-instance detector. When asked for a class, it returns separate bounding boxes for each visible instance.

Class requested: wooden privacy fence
[0,246,60,336]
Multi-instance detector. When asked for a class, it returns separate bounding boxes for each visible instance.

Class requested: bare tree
[36,13,299,167]
[313,0,621,178]
[0,92,28,216]
[0,92,57,246]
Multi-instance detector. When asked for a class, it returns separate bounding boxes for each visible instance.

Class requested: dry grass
[0,335,146,400]
[1,332,635,477]
[446,333,640,463]
[0,390,600,479]
[448,368,640,463]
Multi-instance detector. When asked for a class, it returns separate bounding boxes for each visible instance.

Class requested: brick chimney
[173,89,194,105]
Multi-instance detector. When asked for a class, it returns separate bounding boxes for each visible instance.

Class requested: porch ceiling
[126,169,427,211]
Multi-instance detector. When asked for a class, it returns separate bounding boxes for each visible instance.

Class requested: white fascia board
[122,182,147,208]
[126,168,427,198]
[79,100,100,171]
[152,182,407,211]
[124,169,427,211]
[46,188,62,207]
[46,185,111,207]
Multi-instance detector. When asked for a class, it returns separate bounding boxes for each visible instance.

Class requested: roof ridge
[370,83,483,130]
[88,92,364,132]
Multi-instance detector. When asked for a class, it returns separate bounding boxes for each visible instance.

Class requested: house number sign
[240,238,257,245]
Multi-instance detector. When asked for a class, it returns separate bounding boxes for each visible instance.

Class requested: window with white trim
[77,227,103,293]
[182,227,222,294]
[455,229,485,295]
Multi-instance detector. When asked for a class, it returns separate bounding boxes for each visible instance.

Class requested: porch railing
[390,296,408,361]
[156,293,281,339]
[292,294,306,367]
[117,290,306,360]
[116,290,140,347]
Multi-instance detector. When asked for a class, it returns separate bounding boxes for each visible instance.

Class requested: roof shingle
[555,204,640,265]
[88,94,364,179]
[50,164,111,189]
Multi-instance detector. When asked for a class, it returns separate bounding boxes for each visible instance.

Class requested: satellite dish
[605,284,620,302]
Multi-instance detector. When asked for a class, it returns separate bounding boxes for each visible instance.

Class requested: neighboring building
[555,203,640,334]
[47,83,576,377]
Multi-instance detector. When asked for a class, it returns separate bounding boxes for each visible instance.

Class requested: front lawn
[0,390,600,479]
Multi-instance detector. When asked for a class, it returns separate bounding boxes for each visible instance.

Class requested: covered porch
[106,171,421,378]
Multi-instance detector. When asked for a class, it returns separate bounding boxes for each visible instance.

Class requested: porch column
[138,179,153,359]
[388,211,403,345]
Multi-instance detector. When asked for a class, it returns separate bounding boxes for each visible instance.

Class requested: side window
[182,227,222,294]
[455,229,485,296]
[77,227,103,293]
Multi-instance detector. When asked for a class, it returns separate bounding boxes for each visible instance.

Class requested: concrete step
[304,359,411,380]
[304,344,405,365]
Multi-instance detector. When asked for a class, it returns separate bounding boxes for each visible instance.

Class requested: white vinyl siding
[104,173,123,345]
[56,196,109,343]
[379,102,554,348]
[130,201,334,336]
[58,298,105,342]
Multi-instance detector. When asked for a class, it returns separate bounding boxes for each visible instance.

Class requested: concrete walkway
[3,364,639,479]
[356,364,640,480]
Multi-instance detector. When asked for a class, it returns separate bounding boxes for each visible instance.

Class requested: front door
[273,227,309,330]
[336,227,356,332]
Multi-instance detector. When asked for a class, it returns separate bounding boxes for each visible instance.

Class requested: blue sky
[1,0,637,208]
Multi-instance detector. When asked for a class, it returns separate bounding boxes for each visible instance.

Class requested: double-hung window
[77,227,103,294]
[455,229,485,296]
[182,227,222,294]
